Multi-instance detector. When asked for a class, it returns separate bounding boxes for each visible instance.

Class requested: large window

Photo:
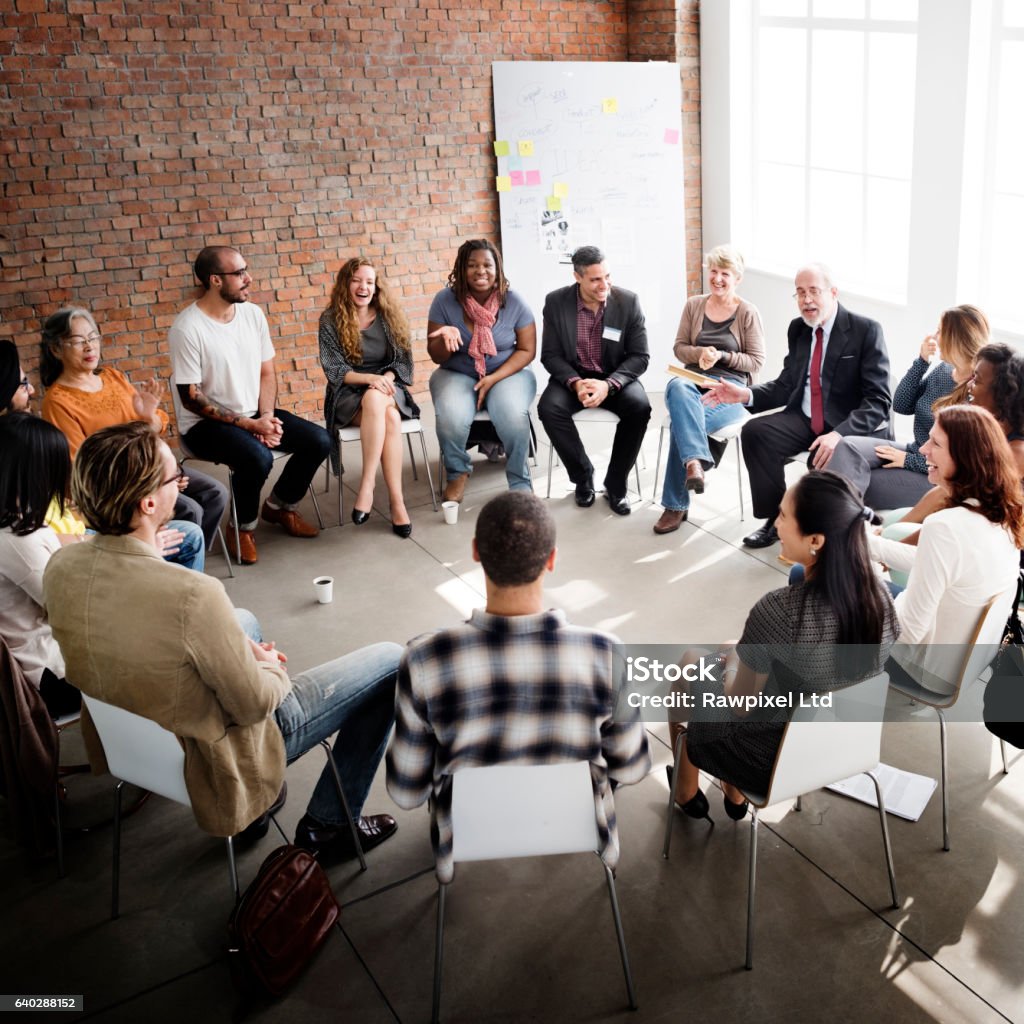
[748,0,918,301]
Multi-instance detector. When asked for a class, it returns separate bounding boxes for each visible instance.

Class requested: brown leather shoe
[261,501,319,537]
[443,472,469,504]
[653,508,687,535]
[685,459,705,493]
[226,525,258,564]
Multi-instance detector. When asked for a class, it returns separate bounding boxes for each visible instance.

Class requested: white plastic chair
[653,413,745,519]
[82,693,366,919]
[544,407,643,500]
[170,377,325,566]
[431,761,637,1023]
[331,419,437,524]
[887,595,1009,851]
[664,671,900,969]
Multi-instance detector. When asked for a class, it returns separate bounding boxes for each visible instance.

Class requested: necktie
[809,325,824,435]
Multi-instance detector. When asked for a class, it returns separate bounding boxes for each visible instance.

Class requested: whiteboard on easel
[492,61,687,391]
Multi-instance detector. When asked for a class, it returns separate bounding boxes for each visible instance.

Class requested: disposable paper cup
[442,501,459,525]
[314,576,334,604]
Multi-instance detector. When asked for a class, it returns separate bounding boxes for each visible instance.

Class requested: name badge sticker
[603,326,622,343]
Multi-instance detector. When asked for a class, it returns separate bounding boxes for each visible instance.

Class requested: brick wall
[1,0,702,423]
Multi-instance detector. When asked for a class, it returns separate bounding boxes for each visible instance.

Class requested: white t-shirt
[0,526,65,688]
[869,504,1019,694]
[169,301,274,435]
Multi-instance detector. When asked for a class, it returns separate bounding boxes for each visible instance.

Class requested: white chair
[887,595,1010,851]
[331,419,438,524]
[83,693,367,919]
[170,377,324,566]
[431,761,637,1023]
[652,414,746,520]
[435,408,539,491]
[664,672,900,969]
[544,407,643,500]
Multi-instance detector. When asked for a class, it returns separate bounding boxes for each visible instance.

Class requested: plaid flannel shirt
[386,608,651,883]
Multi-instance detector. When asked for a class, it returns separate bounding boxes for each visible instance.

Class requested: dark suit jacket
[750,304,892,437]
[540,284,649,390]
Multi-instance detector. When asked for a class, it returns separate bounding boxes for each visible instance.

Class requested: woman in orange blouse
[39,307,228,548]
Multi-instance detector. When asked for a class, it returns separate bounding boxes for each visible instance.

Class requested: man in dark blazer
[703,263,892,547]
[538,246,651,515]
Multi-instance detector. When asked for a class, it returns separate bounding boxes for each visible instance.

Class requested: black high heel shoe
[723,794,749,821]
[665,766,713,824]
[392,522,412,539]
[351,508,370,525]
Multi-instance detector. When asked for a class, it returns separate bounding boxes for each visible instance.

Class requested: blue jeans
[174,467,229,549]
[165,519,205,573]
[430,366,537,491]
[661,376,748,511]
[184,409,331,528]
[274,642,402,825]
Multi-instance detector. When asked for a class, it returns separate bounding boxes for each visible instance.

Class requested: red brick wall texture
[1,0,701,420]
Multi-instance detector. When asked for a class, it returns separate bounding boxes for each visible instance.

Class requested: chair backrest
[753,671,890,807]
[450,761,599,863]
[952,595,1006,699]
[82,694,190,806]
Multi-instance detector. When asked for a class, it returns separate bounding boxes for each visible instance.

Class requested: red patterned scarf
[463,291,499,378]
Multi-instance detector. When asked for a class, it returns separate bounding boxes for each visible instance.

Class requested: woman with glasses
[39,307,226,558]
[0,340,35,414]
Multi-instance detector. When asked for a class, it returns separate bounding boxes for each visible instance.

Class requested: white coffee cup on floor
[314,576,334,604]
[442,501,459,525]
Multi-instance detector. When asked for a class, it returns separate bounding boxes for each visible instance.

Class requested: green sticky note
[553,181,569,198]
[493,140,510,157]
[496,175,512,193]
[546,195,562,212]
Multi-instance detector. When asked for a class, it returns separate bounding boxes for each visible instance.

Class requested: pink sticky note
[664,128,680,145]
[510,170,525,186]
[525,170,542,187]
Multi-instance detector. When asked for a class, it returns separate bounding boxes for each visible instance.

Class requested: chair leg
[864,770,900,909]
[227,468,242,566]
[226,836,240,902]
[308,482,325,530]
[632,460,643,501]
[662,728,686,859]
[546,441,554,499]
[418,430,439,510]
[214,524,235,578]
[653,424,666,498]
[337,450,345,527]
[938,709,949,851]
[745,808,759,970]
[318,739,367,872]
[735,436,745,521]
[54,783,65,880]
[112,780,124,920]
[1001,737,1009,775]
[795,794,802,812]
[432,882,448,1024]
[602,861,638,1010]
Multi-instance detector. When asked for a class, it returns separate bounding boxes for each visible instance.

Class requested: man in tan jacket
[44,422,401,862]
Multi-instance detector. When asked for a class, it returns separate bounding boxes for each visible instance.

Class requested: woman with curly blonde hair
[319,257,419,536]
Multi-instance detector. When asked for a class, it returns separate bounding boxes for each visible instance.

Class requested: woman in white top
[0,413,80,717]
[869,404,1024,695]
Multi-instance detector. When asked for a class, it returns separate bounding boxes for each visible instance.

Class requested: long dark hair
[791,471,894,677]
[446,239,509,308]
[974,342,1024,434]
[0,412,71,535]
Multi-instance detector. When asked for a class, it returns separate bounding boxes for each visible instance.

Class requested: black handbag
[983,572,1024,748]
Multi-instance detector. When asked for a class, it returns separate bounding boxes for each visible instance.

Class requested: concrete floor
[2,397,1022,1023]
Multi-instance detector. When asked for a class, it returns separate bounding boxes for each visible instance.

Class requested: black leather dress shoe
[743,519,779,548]
[295,812,397,864]
[605,492,631,516]
[575,478,596,507]
[236,782,288,846]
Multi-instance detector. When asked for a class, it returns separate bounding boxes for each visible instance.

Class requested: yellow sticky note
[493,140,510,157]
[517,140,535,157]
[553,181,569,198]
[496,175,512,193]
[546,195,562,212]
[602,97,618,114]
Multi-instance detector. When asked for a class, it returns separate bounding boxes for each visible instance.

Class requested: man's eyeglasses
[218,267,250,279]
[792,288,824,301]
[161,467,186,488]
[64,332,101,349]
